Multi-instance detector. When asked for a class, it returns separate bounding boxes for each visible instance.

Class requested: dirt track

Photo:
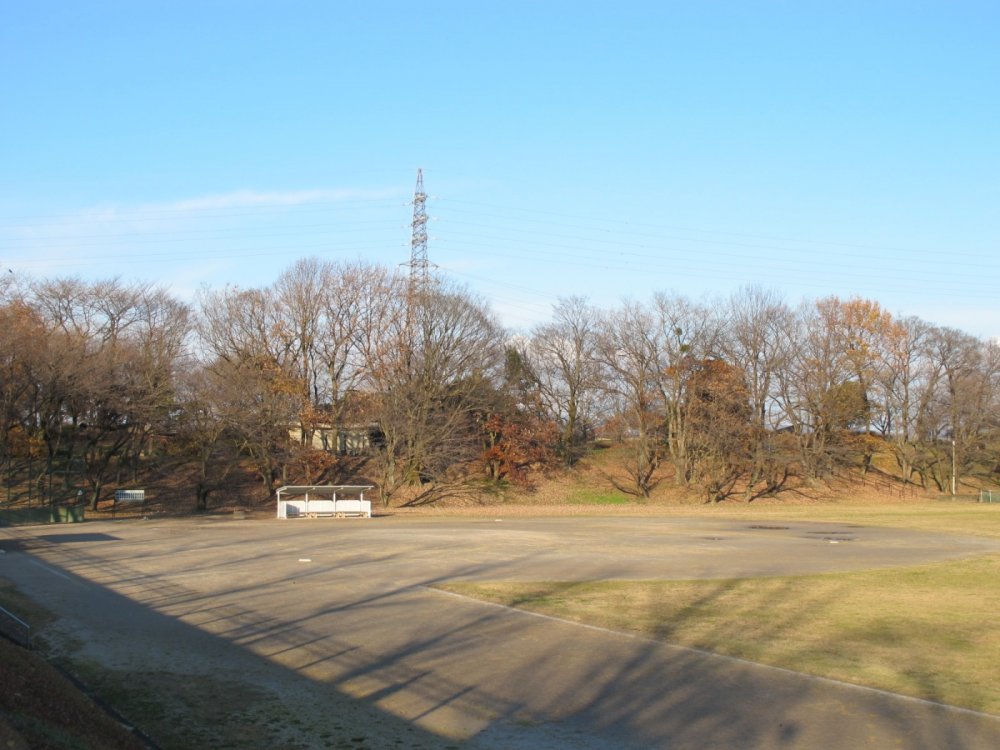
[2,514,999,749]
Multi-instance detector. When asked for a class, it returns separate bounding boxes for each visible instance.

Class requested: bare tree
[595,300,667,497]
[272,258,327,423]
[527,297,603,465]
[917,327,997,492]
[777,299,865,481]
[197,285,283,366]
[315,261,394,445]
[197,285,303,499]
[649,292,720,486]
[873,315,931,483]
[116,287,191,480]
[173,365,243,511]
[720,286,795,496]
[364,280,505,505]
[19,279,190,508]
[821,297,896,474]
[0,292,47,501]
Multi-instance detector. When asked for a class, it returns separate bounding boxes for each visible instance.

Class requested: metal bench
[115,490,146,504]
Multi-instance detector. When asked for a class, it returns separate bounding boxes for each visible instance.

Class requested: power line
[4,188,997,334]
[0,196,403,229]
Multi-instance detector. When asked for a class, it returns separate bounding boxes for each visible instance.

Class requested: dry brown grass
[440,503,1000,714]
[0,578,146,750]
[443,552,1000,714]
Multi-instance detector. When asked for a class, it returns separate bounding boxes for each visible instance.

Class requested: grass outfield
[699,501,1000,540]
[439,503,1000,714]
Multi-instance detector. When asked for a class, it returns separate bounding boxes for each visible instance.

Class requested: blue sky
[2,1,998,337]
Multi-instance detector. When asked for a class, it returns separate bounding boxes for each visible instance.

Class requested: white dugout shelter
[276,485,374,519]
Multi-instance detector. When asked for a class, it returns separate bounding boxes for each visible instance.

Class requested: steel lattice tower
[407,168,430,293]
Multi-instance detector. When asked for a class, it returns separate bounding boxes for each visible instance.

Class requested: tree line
[1,260,997,510]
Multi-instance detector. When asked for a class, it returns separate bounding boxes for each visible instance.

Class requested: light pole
[951,439,957,496]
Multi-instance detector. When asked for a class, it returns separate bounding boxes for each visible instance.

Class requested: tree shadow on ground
[1,518,998,749]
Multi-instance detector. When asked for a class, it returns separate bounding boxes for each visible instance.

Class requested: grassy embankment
[440,502,1000,714]
[0,577,148,750]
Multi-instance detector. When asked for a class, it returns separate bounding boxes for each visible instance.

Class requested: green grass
[439,504,1000,714]
[566,489,632,505]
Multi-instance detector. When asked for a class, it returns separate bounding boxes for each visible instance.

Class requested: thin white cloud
[1,185,408,286]
[7,186,403,237]
[152,187,401,213]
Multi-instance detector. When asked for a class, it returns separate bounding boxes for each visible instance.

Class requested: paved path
[2,515,998,749]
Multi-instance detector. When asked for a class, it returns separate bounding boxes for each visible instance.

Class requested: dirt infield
[2,514,999,749]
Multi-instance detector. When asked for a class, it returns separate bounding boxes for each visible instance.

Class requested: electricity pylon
[407,168,430,295]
